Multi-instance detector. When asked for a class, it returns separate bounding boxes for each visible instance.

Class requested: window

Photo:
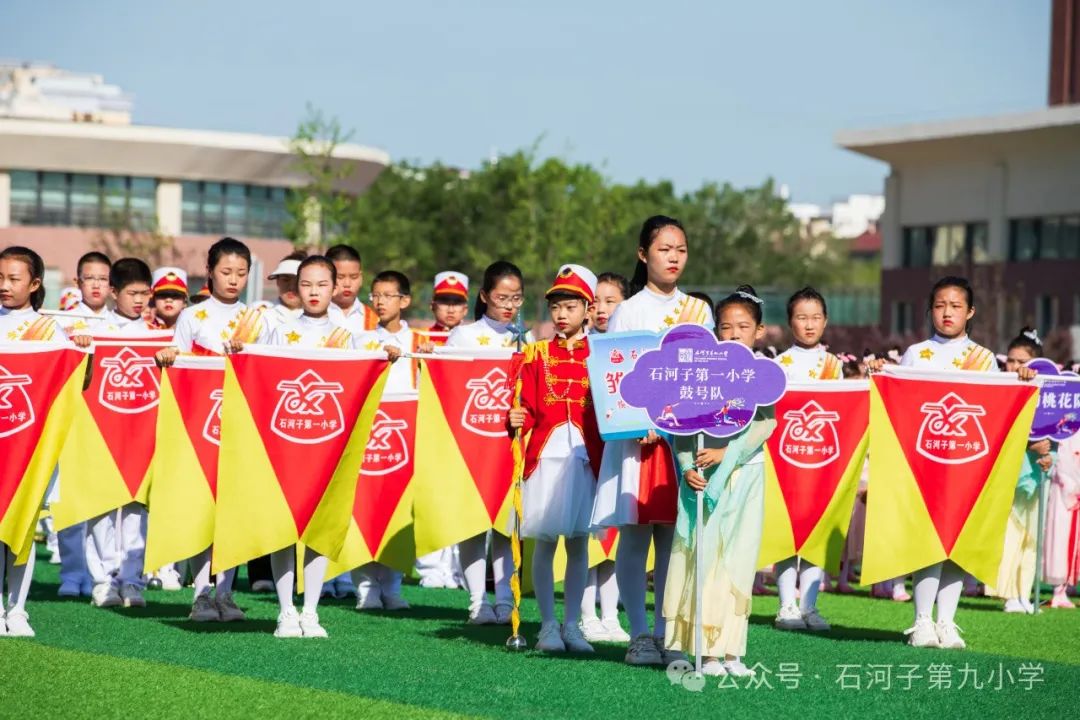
[892,300,913,335]
[1036,295,1058,338]
[8,170,157,228]
[902,222,990,267]
[969,223,990,263]
[180,181,290,238]
[903,227,931,267]
[932,224,965,266]
[1010,215,1080,261]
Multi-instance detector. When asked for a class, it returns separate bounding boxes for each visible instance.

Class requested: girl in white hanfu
[590,216,713,666]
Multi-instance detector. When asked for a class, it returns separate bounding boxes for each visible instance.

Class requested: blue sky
[1,1,1051,204]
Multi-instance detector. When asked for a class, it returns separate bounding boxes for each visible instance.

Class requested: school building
[836,0,1080,358]
[0,62,389,301]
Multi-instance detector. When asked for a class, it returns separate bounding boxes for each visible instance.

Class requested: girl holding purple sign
[988,328,1055,614]
[664,285,777,678]
[590,216,714,667]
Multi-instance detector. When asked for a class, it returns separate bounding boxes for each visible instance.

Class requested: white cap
[432,271,470,299]
[151,267,188,294]
[268,259,301,279]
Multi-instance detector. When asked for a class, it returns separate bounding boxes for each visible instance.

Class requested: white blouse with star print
[172,296,251,355]
[776,344,842,381]
[353,322,419,394]
[264,313,353,349]
[606,286,714,334]
[0,307,67,342]
[445,315,535,350]
[899,334,999,373]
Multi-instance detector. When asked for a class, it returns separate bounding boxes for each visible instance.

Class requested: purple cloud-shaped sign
[619,325,787,437]
[1028,358,1080,442]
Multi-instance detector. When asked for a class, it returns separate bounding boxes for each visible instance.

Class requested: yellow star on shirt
[227,320,237,330]
[779,355,793,366]
[6,330,16,340]
[477,335,491,346]
[919,348,934,361]
[364,340,382,351]
[952,358,963,368]
[195,309,208,321]
[285,331,301,345]
[808,370,818,379]
[663,316,675,326]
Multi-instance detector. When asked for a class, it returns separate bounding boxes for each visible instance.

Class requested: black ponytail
[630,215,685,295]
[0,246,47,310]
[474,260,524,321]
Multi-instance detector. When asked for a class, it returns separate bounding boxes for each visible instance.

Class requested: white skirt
[521,424,596,542]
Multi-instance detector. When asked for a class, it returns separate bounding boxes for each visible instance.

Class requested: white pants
[86,503,147,588]
[415,547,456,584]
[352,562,402,599]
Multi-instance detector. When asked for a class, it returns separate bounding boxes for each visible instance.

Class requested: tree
[92,206,183,268]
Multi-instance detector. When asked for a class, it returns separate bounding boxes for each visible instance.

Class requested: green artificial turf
[2,550,1077,719]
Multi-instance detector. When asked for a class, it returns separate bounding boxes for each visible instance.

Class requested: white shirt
[60,301,125,335]
[900,334,999,373]
[172,296,254,355]
[446,315,534,349]
[355,322,416,393]
[0,306,67,342]
[607,286,714,333]
[265,313,352,349]
[328,299,378,335]
[776,345,842,381]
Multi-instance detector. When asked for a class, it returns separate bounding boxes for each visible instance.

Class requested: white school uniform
[173,296,256,355]
[354,323,418,394]
[329,299,378,336]
[776,345,842,381]
[590,287,714,528]
[900,334,999,373]
[59,301,123,335]
[446,314,535,349]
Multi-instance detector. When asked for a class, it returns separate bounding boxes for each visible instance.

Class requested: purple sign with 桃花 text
[619,325,786,437]
[1028,358,1080,442]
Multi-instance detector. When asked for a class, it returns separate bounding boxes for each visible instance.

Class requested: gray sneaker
[215,591,246,622]
[654,636,686,665]
[189,592,219,622]
[625,633,663,666]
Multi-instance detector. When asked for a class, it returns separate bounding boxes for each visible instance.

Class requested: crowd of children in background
[1,215,1077,677]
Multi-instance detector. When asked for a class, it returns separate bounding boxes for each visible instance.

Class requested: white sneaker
[904,614,940,648]
[468,602,496,625]
[215,592,246,622]
[774,603,807,630]
[274,607,303,638]
[355,589,383,611]
[801,608,830,632]
[579,616,609,642]
[702,659,727,677]
[935,620,966,650]
[561,622,594,653]
[4,609,33,638]
[723,658,756,677]
[159,568,183,591]
[382,594,411,611]
[91,582,122,608]
[601,617,631,643]
[120,584,146,608]
[418,575,447,589]
[535,621,566,652]
[300,610,328,638]
[49,550,61,565]
[1003,598,1025,613]
[189,592,219,622]
[494,603,513,625]
[624,633,663,666]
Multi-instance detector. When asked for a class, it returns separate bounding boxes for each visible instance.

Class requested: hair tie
[1022,328,1042,346]
[887,349,901,362]
[736,290,764,305]
[863,353,877,363]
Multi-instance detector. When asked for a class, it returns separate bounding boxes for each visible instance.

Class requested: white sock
[490,532,514,607]
[269,547,295,612]
[302,548,328,614]
[532,540,557,624]
[581,566,599,619]
[3,544,34,612]
[913,563,942,618]
[615,524,651,638]
[799,560,823,612]
[597,560,620,621]
[776,556,798,607]
[563,535,589,626]
[458,533,489,608]
[936,561,964,625]
[651,525,674,638]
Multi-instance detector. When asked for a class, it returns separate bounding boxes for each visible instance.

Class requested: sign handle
[1033,469,1048,615]
[694,433,705,675]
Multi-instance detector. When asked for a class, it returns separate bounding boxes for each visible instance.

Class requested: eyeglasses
[489,294,524,308]
[79,275,110,285]
[369,293,405,302]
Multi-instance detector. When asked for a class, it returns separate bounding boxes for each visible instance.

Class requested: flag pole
[1033,469,1048,614]
[693,432,705,675]
[506,314,528,652]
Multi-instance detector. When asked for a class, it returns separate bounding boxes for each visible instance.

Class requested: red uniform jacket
[515,337,604,480]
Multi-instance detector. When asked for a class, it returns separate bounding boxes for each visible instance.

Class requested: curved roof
[0,117,390,194]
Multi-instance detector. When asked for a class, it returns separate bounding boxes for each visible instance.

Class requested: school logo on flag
[364,409,410,475]
[462,367,512,437]
[760,383,869,572]
[203,389,223,446]
[916,392,988,464]
[778,400,841,469]
[98,347,160,414]
[271,370,345,444]
[0,365,34,438]
[862,368,1038,585]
